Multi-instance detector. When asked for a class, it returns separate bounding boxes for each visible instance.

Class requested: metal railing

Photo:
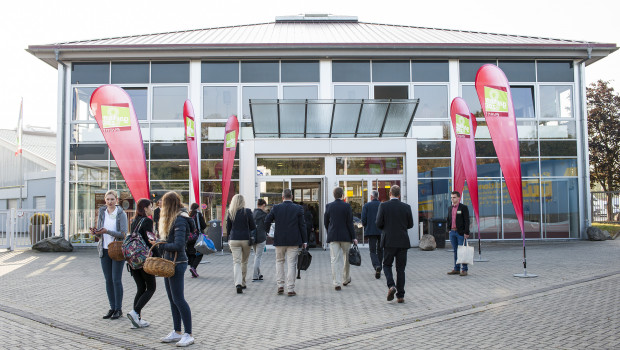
[591,191,620,223]
[0,209,55,250]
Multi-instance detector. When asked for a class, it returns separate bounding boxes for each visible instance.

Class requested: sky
[1,0,618,132]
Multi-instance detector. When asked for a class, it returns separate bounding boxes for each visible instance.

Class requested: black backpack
[296,248,312,279]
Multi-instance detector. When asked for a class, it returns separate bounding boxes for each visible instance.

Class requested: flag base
[514,269,538,278]
[474,255,489,262]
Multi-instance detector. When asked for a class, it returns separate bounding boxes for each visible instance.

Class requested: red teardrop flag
[183,100,200,204]
[90,85,149,201]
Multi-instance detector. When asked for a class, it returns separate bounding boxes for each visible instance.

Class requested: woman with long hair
[149,191,194,347]
[91,190,127,320]
[187,203,207,278]
[226,194,256,294]
[126,198,157,329]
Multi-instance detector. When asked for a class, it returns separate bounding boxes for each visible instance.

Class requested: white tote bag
[456,239,474,266]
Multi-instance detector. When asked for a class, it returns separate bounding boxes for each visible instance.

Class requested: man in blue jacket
[362,190,382,279]
[264,189,307,296]
[324,187,357,291]
[376,185,413,303]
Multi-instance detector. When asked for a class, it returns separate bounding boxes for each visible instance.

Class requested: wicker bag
[143,242,177,278]
[107,240,125,261]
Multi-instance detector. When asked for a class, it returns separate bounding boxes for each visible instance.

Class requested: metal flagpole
[473,221,489,262]
[17,98,24,210]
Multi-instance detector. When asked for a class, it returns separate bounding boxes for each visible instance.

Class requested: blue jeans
[367,236,383,270]
[164,262,192,334]
[449,230,468,272]
[100,249,124,310]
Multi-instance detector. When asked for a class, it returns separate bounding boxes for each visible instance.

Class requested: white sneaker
[139,319,150,327]
[176,333,194,347]
[127,310,141,328]
[161,331,183,343]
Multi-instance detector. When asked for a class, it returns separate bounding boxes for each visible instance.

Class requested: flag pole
[17,98,24,210]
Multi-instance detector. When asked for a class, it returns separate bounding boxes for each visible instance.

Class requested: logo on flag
[225,130,236,148]
[101,105,131,131]
[455,114,471,137]
[484,86,509,117]
[185,117,195,140]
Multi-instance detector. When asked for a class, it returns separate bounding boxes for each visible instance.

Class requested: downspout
[54,49,67,239]
[578,47,592,237]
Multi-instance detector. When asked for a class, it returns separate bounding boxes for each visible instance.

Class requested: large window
[257,158,325,176]
[413,86,448,119]
[336,157,404,175]
[332,61,371,82]
[203,86,238,120]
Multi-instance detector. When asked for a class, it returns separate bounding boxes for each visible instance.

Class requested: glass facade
[67,58,582,243]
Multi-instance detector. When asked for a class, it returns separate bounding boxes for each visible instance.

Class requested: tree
[587,80,620,221]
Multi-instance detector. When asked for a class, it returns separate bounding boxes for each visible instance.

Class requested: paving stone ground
[0,240,619,349]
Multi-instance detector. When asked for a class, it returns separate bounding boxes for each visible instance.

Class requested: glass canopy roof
[249,99,419,138]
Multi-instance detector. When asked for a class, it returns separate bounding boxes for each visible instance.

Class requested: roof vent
[275,14,358,23]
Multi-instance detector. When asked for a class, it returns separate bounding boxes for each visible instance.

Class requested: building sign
[225,130,236,148]
[455,114,471,137]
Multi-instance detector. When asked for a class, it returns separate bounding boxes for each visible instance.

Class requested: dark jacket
[376,198,414,249]
[153,207,161,232]
[446,203,470,235]
[361,199,381,236]
[130,215,158,259]
[304,210,314,237]
[226,208,256,241]
[161,212,190,263]
[253,208,268,244]
[264,201,307,247]
[324,199,355,243]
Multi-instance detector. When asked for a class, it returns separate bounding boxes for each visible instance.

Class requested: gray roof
[27,16,617,67]
[0,129,56,167]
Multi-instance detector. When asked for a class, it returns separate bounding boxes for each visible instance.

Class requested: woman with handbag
[91,190,127,320]
[187,203,207,278]
[226,194,256,294]
[126,198,157,329]
[149,191,194,347]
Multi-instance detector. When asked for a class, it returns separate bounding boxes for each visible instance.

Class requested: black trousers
[131,268,156,315]
[188,253,203,269]
[382,247,407,299]
[367,236,383,270]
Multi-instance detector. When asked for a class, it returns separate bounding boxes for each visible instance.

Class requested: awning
[249,99,419,138]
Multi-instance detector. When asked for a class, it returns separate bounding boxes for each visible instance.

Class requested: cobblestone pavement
[1,240,619,349]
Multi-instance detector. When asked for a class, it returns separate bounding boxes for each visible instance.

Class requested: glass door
[373,179,402,202]
[256,178,291,246]
[339,180,368,244]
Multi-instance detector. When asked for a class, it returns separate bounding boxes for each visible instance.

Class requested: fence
[0,209,55,250]
[591,191,620,223]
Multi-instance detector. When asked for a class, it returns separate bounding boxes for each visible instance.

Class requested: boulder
[32,236,74,252]
[586,226,611,241]
[419,234,436,251]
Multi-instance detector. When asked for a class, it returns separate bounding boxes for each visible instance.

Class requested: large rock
[419,234,436,251]
[32,236,74,252]
[586,226,611,241]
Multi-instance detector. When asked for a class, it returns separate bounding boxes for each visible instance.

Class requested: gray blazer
[96,205,128,258]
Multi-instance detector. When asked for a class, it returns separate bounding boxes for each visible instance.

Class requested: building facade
[28,15,617,246]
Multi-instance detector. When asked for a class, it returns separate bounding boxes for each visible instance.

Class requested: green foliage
[30,213,51,225]
[587,80,620,192]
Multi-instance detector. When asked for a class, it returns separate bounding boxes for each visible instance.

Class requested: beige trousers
[229,240,251,287]
[275,246,298,292]
[330,241,351,287]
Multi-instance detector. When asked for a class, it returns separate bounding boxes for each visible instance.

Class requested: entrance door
[256,178,291,246]
[339,180,369,245]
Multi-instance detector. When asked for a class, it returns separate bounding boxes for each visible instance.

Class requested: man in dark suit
[376,185,413,303]
[446,191,471,276]
[324,187,357,291]
[362,190,382,279]
[152,199,162,233]
[264,189,307,296]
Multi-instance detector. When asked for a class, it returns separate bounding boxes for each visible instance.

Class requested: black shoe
[236,285,243,294]
[110,310,122,319]
[102,309,114,319]
[375,267,381,279]
[387,287,396,301]
[241,285,247,289]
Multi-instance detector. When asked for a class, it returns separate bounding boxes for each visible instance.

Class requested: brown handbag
[107,240,125,261]
[143,242,177,278]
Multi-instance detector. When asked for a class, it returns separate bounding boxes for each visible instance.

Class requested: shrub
[30,213,51,225]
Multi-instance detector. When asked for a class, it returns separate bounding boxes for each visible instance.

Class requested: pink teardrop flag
[90,85,149,201]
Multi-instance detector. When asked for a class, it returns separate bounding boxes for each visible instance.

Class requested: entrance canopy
[249,99,419,138]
